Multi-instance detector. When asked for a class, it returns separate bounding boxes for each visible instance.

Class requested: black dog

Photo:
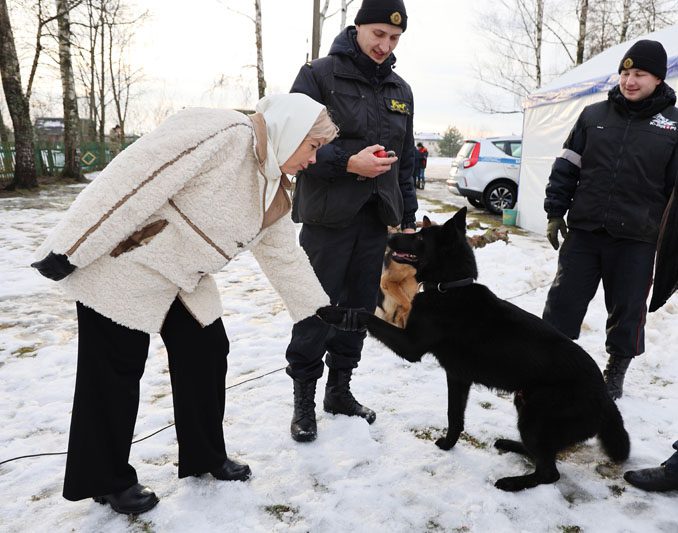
[318,208,630,491]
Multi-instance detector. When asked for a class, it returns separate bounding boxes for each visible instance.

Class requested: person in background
[542,39,678,400]
[415,142,428,189]
[286,0,417,442]
[31,94,337,515]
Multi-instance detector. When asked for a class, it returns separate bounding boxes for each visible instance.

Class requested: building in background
[414,132,442,156]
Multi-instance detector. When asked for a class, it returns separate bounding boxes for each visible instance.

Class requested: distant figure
[109,124,122,157]
[415,142,428,189]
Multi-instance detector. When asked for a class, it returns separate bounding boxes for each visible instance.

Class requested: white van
[447,136,522,215]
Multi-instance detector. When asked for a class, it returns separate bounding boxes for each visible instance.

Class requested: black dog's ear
[422,215,432,228]
[444,207,467,235]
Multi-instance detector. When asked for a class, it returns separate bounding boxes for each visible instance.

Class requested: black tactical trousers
[285,202,388,381]
[63,298,229,501]
[542,228,655,357]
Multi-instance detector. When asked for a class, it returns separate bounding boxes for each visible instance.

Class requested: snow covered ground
[1,165,677,532]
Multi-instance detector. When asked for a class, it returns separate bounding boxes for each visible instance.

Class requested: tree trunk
[254,0,266,99]
[534,0,544,88]
[340,0,354,30]
[98,6,106,148]
[619,0,631,42]
[0,107,8,143]
[575,0,588,65]
[0,0,37,189]
[57,0,84,180]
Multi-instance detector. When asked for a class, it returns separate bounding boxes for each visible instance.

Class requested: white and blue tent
[516,25,678,235]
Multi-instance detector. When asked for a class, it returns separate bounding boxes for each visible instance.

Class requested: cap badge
[623,57,634,69]
[390,11,402,25]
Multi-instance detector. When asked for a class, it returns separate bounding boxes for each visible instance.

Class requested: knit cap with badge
[618,39,668,80]
[354,0,408,31]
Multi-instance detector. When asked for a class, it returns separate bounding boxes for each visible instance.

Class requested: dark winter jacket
[290,27,417,228]
[544,82,678,243]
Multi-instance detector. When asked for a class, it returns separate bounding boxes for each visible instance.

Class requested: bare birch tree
[224,0,266,99]
[0,0,37,189]
[472,0,546,114]
[56,0,84,180]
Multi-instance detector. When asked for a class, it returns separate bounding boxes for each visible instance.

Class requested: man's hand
[31,252,76,281]
[316,306,370,332]
[546,217,568,250]
[347,145,398,178]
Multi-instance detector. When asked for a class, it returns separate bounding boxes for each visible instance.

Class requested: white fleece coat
[37,108,330,333]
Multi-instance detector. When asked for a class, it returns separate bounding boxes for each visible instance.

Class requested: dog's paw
[494,476,527,492]
[435,437,455,451]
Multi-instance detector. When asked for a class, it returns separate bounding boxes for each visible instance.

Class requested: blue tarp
[524,55,678,109]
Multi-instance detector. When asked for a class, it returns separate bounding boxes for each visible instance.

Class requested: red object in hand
[375,150,395,158]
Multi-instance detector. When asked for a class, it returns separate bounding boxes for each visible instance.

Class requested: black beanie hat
[618,39,667,79]
[354,0,407,32]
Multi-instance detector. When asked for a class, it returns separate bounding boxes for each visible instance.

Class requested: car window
[509,142,522,158]
[492,141,508,155]
[457,141,477,158]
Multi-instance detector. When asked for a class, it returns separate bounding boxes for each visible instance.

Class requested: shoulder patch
[649,113,677,131]
[386,98,411,115]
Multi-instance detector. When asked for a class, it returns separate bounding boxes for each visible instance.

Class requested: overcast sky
[128,0,528,137]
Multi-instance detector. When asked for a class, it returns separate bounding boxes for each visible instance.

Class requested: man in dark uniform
[542,39,678,400]
[286,0,417,442]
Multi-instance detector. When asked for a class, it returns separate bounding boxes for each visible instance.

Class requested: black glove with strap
[31,252,76,281]
[546,216,568,250]
[316,305,369,332]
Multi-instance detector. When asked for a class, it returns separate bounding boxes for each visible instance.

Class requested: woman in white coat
[32,93,336,515]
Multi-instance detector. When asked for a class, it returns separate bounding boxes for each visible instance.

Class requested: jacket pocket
[330,90,366,138]
[110,219,168,257]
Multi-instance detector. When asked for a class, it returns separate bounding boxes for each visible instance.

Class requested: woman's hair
[306,108,339,144]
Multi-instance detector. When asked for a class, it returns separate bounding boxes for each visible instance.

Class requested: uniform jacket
[290,27,418,228]
[36,108,330,333]
[545,83,678,244]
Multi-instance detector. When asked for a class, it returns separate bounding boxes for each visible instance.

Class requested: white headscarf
[254,93,324,209]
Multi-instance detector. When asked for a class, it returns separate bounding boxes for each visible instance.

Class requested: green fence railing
[0,140,136,185]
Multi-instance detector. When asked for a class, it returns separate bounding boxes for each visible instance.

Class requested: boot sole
[291,430,317,443]
[323,405,376,425]
[93,494,159,515]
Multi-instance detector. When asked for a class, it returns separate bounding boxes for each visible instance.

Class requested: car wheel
[467,198,484,208]
[483,181,517,215]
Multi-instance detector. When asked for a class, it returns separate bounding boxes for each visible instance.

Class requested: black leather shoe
[603,355,632,400]
[210,457,252,481]
[624,465,678,492]
[93,483,159,515]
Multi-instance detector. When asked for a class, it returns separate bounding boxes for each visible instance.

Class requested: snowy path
[1,173,677,533]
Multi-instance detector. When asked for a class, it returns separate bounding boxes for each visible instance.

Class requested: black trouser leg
[160,298,229,478]
[542,229,603,339]
[600,236,655,357]
[326,206,387,370]
[63,302,150,501]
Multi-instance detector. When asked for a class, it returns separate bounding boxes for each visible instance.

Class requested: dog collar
[419,278,475,293]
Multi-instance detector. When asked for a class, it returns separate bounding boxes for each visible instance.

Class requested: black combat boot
[323,368,376,424]
[291,379,317,442]
[603,355,632,400]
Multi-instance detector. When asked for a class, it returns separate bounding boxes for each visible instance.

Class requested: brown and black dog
[376,217,434,328]
[377,217,509,328]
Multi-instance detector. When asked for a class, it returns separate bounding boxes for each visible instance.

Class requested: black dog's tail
[598,396,630,462]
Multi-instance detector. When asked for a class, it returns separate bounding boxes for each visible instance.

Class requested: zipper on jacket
[603,117,632,229]
[373,85,382,195]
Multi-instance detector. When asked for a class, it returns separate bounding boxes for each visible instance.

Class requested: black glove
[31,252,76,281]
[316,305,369,332]
[546,217,568,250]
